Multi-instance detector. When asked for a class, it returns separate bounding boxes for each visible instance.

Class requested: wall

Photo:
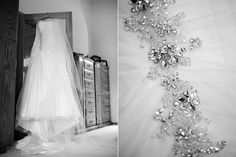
[19,0,118,123]
[19,0,90,54]
[89,0,117,122]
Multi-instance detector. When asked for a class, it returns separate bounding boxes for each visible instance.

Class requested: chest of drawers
[74,53,111,129]
[95,62,111,125]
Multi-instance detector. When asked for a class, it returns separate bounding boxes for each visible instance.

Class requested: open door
[0,0,19,153]
[15,11,73,141]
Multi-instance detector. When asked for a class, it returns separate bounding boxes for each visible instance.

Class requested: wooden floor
[0,125,118,157]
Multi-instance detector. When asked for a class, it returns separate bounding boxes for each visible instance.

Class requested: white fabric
[15,18,84,154]
[119,0,236,157]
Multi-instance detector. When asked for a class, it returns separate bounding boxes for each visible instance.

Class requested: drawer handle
[86,64,92,68]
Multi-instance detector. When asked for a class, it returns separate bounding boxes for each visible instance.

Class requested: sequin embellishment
[123,0,226,156]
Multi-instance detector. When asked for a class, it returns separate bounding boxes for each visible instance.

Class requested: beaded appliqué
[123,0,226,156]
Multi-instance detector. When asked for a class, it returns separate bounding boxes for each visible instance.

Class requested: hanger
[41,12,52,20]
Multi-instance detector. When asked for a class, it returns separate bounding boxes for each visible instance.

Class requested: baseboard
[77,122,115,134]
[111,122,118,125]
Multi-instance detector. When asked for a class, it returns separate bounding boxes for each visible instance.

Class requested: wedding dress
[119,0,236,157]
[15,18,84,154]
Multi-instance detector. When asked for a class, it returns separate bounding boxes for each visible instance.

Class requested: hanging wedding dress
[119,0,236,157]
[15,18,84,154]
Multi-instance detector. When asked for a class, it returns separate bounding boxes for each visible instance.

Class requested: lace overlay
[123,0,226,156]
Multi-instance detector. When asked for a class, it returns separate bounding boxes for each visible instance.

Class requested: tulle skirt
[119,0,236,156]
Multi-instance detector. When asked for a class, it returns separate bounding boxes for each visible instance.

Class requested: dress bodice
[38,19,54,49]
[32,19,67,57]
[37,19,62,48]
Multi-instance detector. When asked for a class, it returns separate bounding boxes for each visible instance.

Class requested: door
[0,0,19,153]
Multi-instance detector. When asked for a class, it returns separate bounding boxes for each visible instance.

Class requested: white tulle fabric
[15,19,84,154]
[119,0,236,156]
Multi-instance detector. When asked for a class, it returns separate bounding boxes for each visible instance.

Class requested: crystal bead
[131,7,136,12]
[173,101,179,106]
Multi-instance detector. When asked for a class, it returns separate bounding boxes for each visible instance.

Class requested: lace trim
[123,0,226,156]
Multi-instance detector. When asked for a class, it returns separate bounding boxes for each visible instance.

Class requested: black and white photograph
[1,0,236,157]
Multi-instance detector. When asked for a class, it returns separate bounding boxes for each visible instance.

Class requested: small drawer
[101,90,110,97]
[85,98,95,107]
[103,116,111,122]
[85,89,95,98]
[84,70,94,79]
[86,106,96,117]
[103,110,110,116]
[101,71,109,76]
[86,117,96,127]
[101,76,109,82]
[101,67,109,73]
[103,106,110,111]
[103,113,111,118]
[84,60,94,70]
[103,105,110,113]
[84,79,94,88]
[102,99,110,105]
[101,82,109,89]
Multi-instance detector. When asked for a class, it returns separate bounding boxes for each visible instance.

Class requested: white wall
[19,0,118,123]
[19,0,90,54]
[89,0,117,123]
